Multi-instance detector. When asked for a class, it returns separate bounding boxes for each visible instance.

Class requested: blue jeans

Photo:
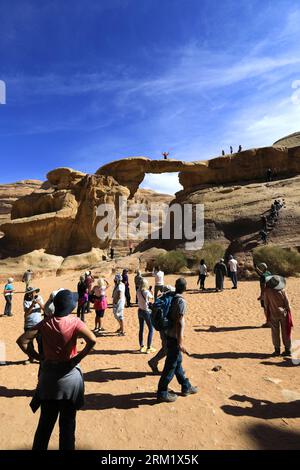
[138,309,153,349]
[157,337,191,398]
[230,271,238,288]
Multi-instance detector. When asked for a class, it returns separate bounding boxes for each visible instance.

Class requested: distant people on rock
[214,259,227,292]
[122,269,131,307]
[136,279,155,354]
[255,263,272,328]
[222,150,225,156]
[261,215,268,232]
[266,168,273,182]
[156,278,198,403]
[227,255,238,289]
[259,229,268,244]
[152,266,165,300]
[162,152,169,160]
[112,273,125,336]
[92,278,109,333]
[230,146,233,154]
[263,275,293,357]
[110,247,114,259]
[23,287,44,364]
[3,277,14,317]
[22,269,33,290]
[84,271,94,313]
[238,145,242,152]
[17,289,96,450]
[197,259,208,291]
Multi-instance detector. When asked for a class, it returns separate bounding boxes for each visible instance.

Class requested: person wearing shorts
[112,274,125,336]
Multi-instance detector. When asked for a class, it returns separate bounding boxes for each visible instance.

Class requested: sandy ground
[0,273,300,450]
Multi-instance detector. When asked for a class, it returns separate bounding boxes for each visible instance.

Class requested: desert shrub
[253,246,300,277]
[152,250,188,274]
[191,242,226,271]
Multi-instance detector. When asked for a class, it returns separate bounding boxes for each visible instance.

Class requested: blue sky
[1,0,300,193]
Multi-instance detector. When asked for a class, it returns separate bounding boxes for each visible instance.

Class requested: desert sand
[0,273,299,450]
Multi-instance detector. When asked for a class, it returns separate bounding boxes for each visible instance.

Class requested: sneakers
[270,349,280,357]
[140,345,147,353]
[148,360,160,375]
[157,392,178,403]
[146,347,156,354]
[182,385,198,396]
[281,349,291,357]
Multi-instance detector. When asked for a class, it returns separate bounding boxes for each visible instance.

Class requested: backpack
[150,291,176,331]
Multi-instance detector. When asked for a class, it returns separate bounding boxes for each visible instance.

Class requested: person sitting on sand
[263,275,293,357]
[214,259,227,292]
[112,273,126,336]
[255,263,272,328]
[137,279,155,354]
[16,289,96,450]
[92,277,109,333]
[157,278,198,403]
[3,277,14,317]
[197,259,208,291]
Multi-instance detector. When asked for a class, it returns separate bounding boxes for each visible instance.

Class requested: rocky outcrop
[0,180,44,235]
[0,169,130,258]
[97,145,300,196]
[273,131,300,149]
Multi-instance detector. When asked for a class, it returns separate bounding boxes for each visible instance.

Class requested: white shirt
[113,282,125,304]
[137,289,153,311]
[199,264,207,275]
[228,259,238,272]
[153,270,164,286]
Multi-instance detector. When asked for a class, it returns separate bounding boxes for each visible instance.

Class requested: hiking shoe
[281,350,291,357]
[148,360,160,375]
[270,349,280,357]
[140,345,147,353]
[147,347,157,354]
[157,392,178,403]
[182,385,198,396]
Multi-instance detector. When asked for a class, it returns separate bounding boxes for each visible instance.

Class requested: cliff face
[0,180,44,236]
[1,134,300,277]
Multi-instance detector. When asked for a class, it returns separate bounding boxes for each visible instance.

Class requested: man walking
[263,275,293,357]
[22,269,33,290]
[228,255,238,289]
[157,278,198,402]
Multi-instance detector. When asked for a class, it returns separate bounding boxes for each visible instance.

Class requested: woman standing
[122,269,131,307]
[213,259,227,292]
[16,289,96,450]
[3,277,14,317]
[137,279,156,353]
[77,275,88,322]
[92,278,109,332]
[197,259,208,291]
[112,274,125,336]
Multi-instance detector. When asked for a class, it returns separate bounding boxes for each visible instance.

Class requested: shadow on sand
[0,386,34,398]
[83,391,157,410]
[194,325,261,333]
[84,368,148,383]
[246,422,300,450]
[191,352,271,360]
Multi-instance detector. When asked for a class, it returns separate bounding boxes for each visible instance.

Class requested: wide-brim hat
[53,289,77,317]
[256,262,268,274]
[265,275,286,291]
[25,287,40,294]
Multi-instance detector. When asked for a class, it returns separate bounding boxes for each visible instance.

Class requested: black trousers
[32,400,77,450]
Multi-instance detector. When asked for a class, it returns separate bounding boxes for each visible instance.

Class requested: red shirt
[35,315,85,362]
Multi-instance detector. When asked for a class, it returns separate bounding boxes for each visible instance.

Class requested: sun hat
[25,286,40,294]
[265,275,286,291]
[53,289,77,317]
[256,262,268,274]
